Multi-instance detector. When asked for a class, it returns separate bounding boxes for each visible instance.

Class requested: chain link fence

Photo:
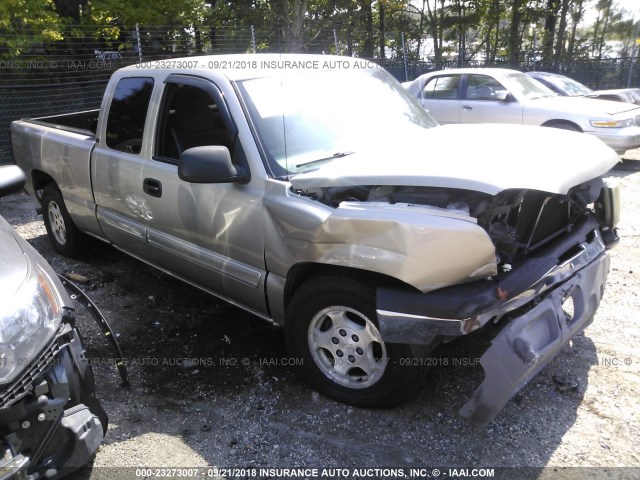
[0,82,106,165]
[1,24,639,164]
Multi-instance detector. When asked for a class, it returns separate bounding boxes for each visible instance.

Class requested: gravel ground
[1,150,640,479]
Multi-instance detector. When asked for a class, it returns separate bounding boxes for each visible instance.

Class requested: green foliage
[0,0,64,57]
[1,0,637,63]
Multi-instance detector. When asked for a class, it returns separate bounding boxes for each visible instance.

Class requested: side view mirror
[178,146,249,184]
[496,91,515,103]
[0,165,26,198]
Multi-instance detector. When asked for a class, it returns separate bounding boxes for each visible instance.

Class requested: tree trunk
[596,0,612,60]
[542,0,558,61]
[281,0,308,53]
[347,3,354,56]
[567,0,584,56]
[554,0,570,61]
[425,0,442,64]
[379,1,385,59]
[360,0,375,58]
[508,0,523,65]
[205,0,217,53]
[416,0,426,61]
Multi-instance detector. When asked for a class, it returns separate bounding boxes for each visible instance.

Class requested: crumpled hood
[0,216,28,298]
[290,123,620,195]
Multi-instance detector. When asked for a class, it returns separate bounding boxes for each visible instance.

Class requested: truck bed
[24,109,100,137]
[11,112,100,235]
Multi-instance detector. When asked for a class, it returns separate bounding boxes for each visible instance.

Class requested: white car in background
[526,71,640,105]
[404,68,640,154]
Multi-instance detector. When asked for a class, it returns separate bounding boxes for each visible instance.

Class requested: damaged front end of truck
[288,131,620,426]
[374,178,619,427]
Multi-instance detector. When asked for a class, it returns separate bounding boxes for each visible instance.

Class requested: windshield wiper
[295,151,355,169]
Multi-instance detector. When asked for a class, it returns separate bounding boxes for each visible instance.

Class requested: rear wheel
[42,184,83,257]
[286,275,421,407]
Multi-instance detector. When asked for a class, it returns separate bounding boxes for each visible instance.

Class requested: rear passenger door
[415,74,461,124]
[139,75,267,314]
[93,76,155,258]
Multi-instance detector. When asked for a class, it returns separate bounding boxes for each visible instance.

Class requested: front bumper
[588,126,640,154]
[376,217,614,426]
[0,321,107,479]
[459,248,609,427]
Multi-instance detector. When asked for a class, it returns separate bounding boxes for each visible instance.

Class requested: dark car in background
[526,71,640,105]
[0,165,107,479]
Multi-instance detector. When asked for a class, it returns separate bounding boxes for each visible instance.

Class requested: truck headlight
[590,118,635,128]
[0,265,63,384]
[596,177,621,230]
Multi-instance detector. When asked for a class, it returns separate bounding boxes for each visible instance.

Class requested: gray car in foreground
[406,68,640,154]
[0,165,107,479]
[11,54,621,426]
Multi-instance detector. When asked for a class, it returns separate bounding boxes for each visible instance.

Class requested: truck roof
[119,53,381,81]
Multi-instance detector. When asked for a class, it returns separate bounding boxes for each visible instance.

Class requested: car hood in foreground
[290,123,620,195]
[0,216,28,297]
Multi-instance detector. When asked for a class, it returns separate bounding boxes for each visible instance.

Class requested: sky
[614,0,640,20]
[583,0,640,27]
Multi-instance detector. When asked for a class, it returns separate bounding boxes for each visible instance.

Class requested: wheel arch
[31,169,58,203]
[282,262,415,323]
[541,119,583,132]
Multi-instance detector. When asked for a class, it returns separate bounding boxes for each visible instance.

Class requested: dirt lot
[1,151,640,479]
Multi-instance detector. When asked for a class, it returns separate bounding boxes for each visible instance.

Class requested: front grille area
[484,189,575,264]
[0,335,64,410]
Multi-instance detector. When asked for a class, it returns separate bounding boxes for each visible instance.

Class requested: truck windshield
[236,68,438,178]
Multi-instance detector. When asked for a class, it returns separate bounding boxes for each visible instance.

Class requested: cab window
[154,83,232,163]
[105,77,154,154]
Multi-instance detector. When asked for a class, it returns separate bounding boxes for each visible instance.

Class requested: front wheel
[285,276,422,408]
[42,184,83,257]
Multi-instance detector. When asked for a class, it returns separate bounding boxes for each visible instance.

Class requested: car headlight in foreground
[0,264,63,384]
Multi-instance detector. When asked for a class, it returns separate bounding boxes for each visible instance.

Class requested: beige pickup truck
[11,54,621,426]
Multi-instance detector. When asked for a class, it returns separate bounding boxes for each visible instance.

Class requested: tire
[285,275,421,408]
[42,184,83,257]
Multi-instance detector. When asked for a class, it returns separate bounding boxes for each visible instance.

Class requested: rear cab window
[105,77,154,154]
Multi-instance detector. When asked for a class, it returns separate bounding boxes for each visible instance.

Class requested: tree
[0,0,64,58]
[508,0,525,64]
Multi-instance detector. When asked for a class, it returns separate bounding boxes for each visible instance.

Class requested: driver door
[140,75,267,314]
[459,74,524,124]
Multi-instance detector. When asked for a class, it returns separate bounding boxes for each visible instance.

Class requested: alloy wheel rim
[48,201,67,245]
[308,305,388,389]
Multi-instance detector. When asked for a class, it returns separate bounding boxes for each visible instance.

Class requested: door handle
[143,178,162,198]
[461,105,473,110]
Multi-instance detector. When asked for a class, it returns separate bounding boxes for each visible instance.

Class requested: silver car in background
[526,71,640,105]
[0,165,107,479]
[405,68,640,154]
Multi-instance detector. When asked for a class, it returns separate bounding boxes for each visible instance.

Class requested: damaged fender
[267,194,497,292]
